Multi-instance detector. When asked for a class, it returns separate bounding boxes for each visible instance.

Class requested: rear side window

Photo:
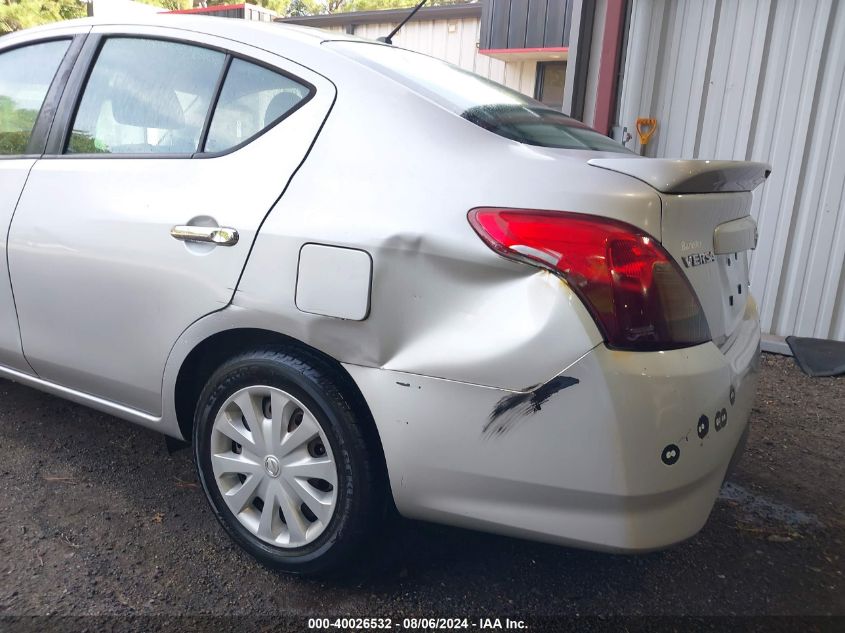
[0,40,70,155]
[328,42,630,154]
[204,58,310,153]
[67,38,225,154]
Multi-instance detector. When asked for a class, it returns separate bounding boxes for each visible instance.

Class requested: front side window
[0,40,70,155]
[204,58,310,153]
[67,38,225,154]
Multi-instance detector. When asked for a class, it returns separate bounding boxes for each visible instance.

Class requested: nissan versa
[0,16,768,574]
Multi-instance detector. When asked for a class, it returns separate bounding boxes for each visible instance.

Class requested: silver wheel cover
[210,386,338,548]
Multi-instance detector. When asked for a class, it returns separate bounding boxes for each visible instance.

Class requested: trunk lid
[588,158,771,347]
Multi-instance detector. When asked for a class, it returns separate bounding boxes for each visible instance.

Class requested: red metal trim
[593,0,626,135]
[164,3,245,14]
[479,46,569,56]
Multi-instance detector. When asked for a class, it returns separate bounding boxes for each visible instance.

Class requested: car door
[0,30,86,373]
[8,25,335,415]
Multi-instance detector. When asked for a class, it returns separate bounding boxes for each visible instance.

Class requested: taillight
[468,208,710,351]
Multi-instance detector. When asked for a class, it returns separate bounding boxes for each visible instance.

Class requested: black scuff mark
[396,382,411,387]
[482,376,579,438]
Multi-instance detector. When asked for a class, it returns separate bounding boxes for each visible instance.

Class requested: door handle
[170,225,239,246]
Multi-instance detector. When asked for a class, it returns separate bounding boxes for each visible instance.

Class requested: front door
[8,27,334,414]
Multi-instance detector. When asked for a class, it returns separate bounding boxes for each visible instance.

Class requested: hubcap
[209,386,338,548]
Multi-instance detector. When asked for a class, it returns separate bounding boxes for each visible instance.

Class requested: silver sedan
[0,15,767,574]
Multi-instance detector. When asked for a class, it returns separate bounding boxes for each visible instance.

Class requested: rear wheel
[193,348,381,574]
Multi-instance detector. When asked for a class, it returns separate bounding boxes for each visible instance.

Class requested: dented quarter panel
[343,296,761,551]
[231,49,661,390]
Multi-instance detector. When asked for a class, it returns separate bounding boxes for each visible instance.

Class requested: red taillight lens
[468,208,710,351]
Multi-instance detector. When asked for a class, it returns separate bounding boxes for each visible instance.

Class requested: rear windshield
[326,41,630,153]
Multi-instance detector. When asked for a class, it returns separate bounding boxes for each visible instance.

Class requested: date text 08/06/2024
[308,618,529,630]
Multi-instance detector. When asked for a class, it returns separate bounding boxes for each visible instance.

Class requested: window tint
[204,59,309,153]
[329,42,630,154]
[0,40,70,155]
[67,38,225,155]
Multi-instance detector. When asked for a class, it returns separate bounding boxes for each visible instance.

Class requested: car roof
[1,14,360,53]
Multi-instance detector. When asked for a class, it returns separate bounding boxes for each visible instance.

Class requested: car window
[203,58,310,153]
[0,40,70,156]
[327,41,631,154]
[67,38,225,155]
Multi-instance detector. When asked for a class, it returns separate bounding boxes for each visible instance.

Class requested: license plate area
[660,191,753,345]
[718,251,749,337]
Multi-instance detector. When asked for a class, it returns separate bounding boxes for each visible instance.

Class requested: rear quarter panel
[232,51,664,391]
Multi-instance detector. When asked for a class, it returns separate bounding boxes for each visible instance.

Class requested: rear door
[0,31,85,373]
[8,26,334,414]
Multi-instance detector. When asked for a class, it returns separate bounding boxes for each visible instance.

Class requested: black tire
[193,347,383,575]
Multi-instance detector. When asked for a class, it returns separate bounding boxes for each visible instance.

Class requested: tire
[193,347,382,575]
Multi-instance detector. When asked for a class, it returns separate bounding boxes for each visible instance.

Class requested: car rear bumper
[344,298,761,552]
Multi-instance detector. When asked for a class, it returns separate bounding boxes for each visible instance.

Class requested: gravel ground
[0,354,842,629]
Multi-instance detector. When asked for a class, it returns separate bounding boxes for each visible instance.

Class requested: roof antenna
[377,0,428,45]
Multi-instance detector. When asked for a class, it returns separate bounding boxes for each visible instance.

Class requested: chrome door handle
[170,225,239,246]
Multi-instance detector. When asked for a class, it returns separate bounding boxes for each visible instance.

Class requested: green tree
[135,0,193,11]
[253,0,294,13]
[330,0,468,14]
[211,0,470,17]
[286,0,321,16]
[0,0,87,34]
[0,94,40,153]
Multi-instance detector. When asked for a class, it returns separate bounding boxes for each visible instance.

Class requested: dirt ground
[0,354,842,630]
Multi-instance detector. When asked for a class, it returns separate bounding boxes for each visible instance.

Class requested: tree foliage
[0,0,86,34]
[135,0,193,11]
[204,0,471,17]
[0,94,39,153]
[335,0,466,13]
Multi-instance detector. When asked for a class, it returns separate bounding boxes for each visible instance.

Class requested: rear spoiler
[587,158,771,194]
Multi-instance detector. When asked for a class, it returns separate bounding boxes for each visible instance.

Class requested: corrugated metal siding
[617,0,845,340]
[477,0,572,50]
[323,17,537,94]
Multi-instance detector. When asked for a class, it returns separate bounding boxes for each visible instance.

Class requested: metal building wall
[321,18,537,95]
[617,0,845,341]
